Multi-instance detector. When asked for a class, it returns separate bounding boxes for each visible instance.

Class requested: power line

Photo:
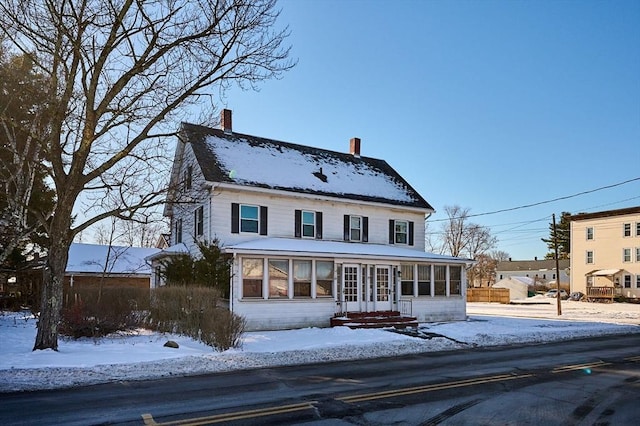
[429,177,640,222]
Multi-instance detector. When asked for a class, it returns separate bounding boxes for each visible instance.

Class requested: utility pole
[552,213,562,316]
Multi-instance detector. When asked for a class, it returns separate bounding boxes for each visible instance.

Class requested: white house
[149,110,472,331]
[492,276,532,301]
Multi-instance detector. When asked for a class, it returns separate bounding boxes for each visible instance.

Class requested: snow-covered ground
[1,298,639,393]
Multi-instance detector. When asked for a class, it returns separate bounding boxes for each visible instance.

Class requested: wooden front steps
[330,310,418,329]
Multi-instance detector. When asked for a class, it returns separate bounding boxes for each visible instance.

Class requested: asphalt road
[1,333,639,425]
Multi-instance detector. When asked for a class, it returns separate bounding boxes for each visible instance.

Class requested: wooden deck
[330,310,419,329]
[587,286,616,303]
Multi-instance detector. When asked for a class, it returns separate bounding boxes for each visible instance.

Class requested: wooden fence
[467,288,511,304]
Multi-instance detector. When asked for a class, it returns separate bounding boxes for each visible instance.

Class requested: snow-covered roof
[509,276,535,286]
[144,243,189,262]
[181,123,433,210]
[66,243,160,275]
[223,238,470,263]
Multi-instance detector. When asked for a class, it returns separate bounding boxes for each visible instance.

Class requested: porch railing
[587,286,615,301]
[398,299,412,317]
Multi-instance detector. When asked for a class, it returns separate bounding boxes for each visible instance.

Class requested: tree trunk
[33,213,73,351]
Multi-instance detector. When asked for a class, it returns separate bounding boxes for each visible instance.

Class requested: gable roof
[179,123,434,210]
[497,259,569,272]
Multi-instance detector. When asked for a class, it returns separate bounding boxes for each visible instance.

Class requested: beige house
[569,206,640,300]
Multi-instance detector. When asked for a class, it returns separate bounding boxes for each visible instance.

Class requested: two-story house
[569,206,640,301]
[149,110,471,331]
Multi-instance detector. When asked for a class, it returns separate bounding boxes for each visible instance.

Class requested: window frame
[623,223,631,237]
[394,220,409,245]
[623,248,631,263]
[240,204,260,234]
[293,260,312,298]
[586,250,594,264]
[400,264,414,296]
[623,274,631,288]
[301,210,316,238]
[194,206,204,236]
[242,258,264,298]
[586,227,593,240]
[315,260,334,297]
[350,215,362,242]
[174,218,183,244]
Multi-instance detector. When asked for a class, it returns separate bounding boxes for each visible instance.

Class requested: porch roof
[587,269,622,276]
[223,238,472,264]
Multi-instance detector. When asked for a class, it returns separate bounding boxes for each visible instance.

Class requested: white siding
[208,187,427,250]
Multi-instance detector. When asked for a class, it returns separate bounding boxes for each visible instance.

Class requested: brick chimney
[350,137,361,157]
[221,109,232,134]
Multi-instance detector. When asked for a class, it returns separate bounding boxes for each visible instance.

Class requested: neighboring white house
[492,276,532,301]
[496,259,570,288]
[149,110,472,331]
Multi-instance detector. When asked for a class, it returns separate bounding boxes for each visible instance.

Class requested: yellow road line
[141,401,316,426]
[141,373,534,425]
[551,361,610,373]
[339,374,533,403]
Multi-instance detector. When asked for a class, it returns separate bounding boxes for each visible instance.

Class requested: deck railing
[399,299,412,316]
[587,286,615,301]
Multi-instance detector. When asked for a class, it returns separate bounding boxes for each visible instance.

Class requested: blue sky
[224,0,640,260]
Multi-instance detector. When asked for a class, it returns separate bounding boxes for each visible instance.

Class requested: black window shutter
[389,219,395,244]
[259,206,268,235]
[231,203,239,234]
[294,210,302,238]
[316,212,323,239]
[363,216,369,242]
[409,221,414,246]
[343,215,350,241]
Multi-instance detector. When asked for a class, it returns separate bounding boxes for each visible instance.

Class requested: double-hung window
[184,165,192,190]
[302,211,315,238]
[624,275,631,288]
[395,220,408,244]
[418,265,431,295]
[293,260,312,297]
[624,223,631,237]
[174,218,183,244]
[586,250,594,264]
[316,261,334,297]
[636,222,640,237]
[434,265,446,296]
[268,259,289,298]
[242,258,263,298]
[586,227,593,240]
[450,266,462,295]
[623,248,631,263]
[194,206,204,236]
[241,205,259,233]
[350,216,362,241]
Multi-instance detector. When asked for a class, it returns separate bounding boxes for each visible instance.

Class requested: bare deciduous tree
[0,0,294,350]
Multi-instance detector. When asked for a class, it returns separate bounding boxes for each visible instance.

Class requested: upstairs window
[343,215,368,242]
[586,250,594,264]
[586,227,593,240]
[302,211,315,238]
[294,210,322,239]
[174,218,183,244]
[232,203,268,235]
[389,219,414,245]
[636,222,640,237]
[624,223,631,237]
[184,165,193,190]
[194,206,204,236]
[636,247,640,262]
[623,248,631,262]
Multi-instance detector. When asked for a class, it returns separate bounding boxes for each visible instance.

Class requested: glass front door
[375,266,392,311]
[342,264,361,312]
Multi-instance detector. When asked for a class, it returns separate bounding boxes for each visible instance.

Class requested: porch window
[624,275,631,288]
[624,223,631,237]
[586,250,593,264]
[316,261,334,297]
[586,227,593,240]
[623,248,631,263]
[242,258,263,298]
[268,259,289,298]
[434,265,446,296]
[400,264,414,296]
[395,220,408,244]
[418,265,431,296]
[293,260,311,297]
[450,266,462,295]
